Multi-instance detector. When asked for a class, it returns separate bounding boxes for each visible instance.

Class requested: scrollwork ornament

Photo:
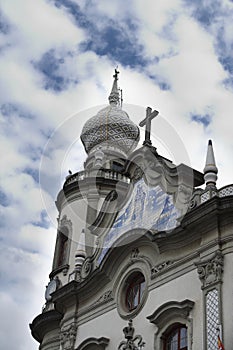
[80,257,93,279]
[132,166,144,182]
[188,198,197,210]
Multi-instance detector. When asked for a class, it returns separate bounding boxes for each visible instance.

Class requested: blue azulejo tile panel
[97,179,180,264]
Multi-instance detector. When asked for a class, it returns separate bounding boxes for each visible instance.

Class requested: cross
[139,107,159,146]
[113,67,119,80]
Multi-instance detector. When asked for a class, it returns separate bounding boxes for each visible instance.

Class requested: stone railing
[218,185,233,198]
[64,169,131,187]
[190,184,233,209]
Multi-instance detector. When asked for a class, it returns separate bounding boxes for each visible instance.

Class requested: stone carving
[151,260,174,277]
[59,215,72,235]
[80,257,93,279]
[195,251,224,289]
[87,290,114,312]
[131,248,139,259]
[60,323,77,350]
[118,319,145,350]
[94,290,113,306]
[132,166,144,182]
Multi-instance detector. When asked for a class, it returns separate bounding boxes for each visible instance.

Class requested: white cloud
[1,1,233,349]
[1,0,85,58]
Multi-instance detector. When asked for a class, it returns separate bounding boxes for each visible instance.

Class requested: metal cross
[113,67,119,80]
[139,107,159,146]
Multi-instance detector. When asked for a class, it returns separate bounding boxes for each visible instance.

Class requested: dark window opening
[125,272,145,311]
[57,233,68,267]
[164,325,187,350]
[112,161,124,172]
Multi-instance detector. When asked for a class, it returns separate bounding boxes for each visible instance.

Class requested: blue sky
[1,0,233,349]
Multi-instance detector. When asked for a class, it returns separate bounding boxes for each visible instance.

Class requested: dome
[81,105,139,155]
[80,70,140,155]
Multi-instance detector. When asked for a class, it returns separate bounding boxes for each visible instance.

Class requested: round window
[117,270,147,319]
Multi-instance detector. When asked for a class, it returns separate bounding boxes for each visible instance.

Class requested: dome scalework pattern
[80,69,140,155]
[81,105,140,155]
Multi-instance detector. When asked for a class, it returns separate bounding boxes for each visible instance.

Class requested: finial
[75,229,86,272]
[203,139,218,188]
[108,67,120,106]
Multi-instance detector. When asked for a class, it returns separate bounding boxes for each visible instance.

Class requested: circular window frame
[116,268,148,320]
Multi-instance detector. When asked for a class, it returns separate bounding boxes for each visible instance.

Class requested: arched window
[76,337,109,350]
[57,232,68,267]
[53,226,70,270]
[147,299,194,350]
[125,272,145,311]
[163,324,187,350]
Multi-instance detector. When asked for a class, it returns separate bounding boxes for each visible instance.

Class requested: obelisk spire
[203,140,218,188]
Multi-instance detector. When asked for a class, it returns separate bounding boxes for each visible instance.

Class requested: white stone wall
[75,268,203,350]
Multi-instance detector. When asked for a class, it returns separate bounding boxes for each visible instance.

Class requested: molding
[79,290,114,320]
[78,301,116,326]
[76,337,109,350]
[147,299,194,350]
[91,290,113,307]
[30,310,63,343]
[51,280,79,307]
[147,299,194,331]
[115,258,150,320]
[151,260,174,278]
[50,264,70,279]
[153,195,233,253]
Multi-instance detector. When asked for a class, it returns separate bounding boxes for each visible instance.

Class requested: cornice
[147,299,194,331]
[30,310,63,342]
[153,195,233,253]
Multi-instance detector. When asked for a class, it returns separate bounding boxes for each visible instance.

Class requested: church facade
[30,71,233,350]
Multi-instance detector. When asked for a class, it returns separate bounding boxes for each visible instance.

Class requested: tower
[30,71,233,350]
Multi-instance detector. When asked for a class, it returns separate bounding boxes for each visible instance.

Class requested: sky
[1,0,233,349]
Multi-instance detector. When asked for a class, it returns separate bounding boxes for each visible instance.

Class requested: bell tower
[30,70,140,350]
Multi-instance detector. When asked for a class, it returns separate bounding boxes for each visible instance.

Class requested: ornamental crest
[195,250,224,289]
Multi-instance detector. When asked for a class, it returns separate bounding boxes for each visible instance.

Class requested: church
[30,70,233,350]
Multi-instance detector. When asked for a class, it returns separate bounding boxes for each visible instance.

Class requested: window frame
[116,264,149,320]
[163,323,188,350]
[147,299,194,350]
